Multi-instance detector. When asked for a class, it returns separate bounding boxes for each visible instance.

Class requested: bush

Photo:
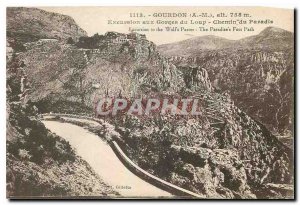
[66,37,75,44]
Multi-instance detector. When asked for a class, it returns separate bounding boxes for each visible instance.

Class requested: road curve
[42,120,172,198]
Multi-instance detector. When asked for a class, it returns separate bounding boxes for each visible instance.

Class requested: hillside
[235,27,294,50]
[15,32,181,109]
[6,8,294,199]
[158,35,234,57]
[7,7,87,50]
[14,32,293,198]
[160,27,294,139]
[158,27,294,57]
[6,50,118,197]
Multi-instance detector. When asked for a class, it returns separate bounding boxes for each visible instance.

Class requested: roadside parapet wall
[111,141,204,198]
[42,113,204,198]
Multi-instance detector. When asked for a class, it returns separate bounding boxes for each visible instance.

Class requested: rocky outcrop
[165,37,294,139]
[7,9,294,199]
[114,89,293,198]
[180,66,212,91]
[6,48,118,198]
[7,155,118,197]
[15,31,186,107]
[171,145,255,198]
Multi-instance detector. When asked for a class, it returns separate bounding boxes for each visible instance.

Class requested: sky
[40,7,294,45]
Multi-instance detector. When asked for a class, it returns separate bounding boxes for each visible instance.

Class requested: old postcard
[6,7,294,199]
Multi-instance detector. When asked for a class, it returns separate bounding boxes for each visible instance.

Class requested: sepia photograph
[5,5,295,200]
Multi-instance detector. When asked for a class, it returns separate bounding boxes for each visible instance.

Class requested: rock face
[117,90,293,198]
[160,27,294,139]
[7,156,118,197]
[7,7,87,49]
[180,66,213,91]
[15,31,185,108]
[170,145,254,199]
[6,44,118,198]
[7,8,294,199]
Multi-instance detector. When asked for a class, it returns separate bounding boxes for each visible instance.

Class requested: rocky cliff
[6,40,118,198]
[7,8,294,199]
[115,89,293,198]
[159,27,294,140]
[14,31,185,110]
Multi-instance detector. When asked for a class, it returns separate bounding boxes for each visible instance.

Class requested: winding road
[42,120,172,198]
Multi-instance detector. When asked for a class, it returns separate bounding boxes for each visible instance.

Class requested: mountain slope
[161,27,294,138]
[6,49,118,197]
[16,31,293,198]
[7,8,294,198]
[234,27,294,50]
[158,35,234,57]
[158,27,294,57]
[7,7,87,49]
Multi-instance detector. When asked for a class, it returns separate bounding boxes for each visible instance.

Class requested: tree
[66,37,75,44]
[76,34,104,48]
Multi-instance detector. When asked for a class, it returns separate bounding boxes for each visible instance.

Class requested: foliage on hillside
[6,52,118,198]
